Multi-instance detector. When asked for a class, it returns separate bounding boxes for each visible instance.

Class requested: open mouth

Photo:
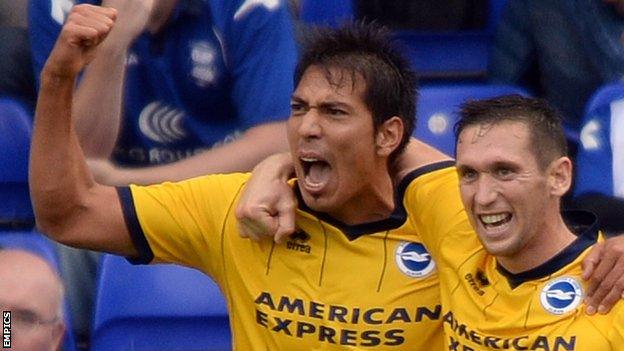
[479,213,512,228]
[300,156,332,191]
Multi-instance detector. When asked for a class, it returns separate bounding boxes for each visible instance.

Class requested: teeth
[480,213,508,224]
[301,157,319,162]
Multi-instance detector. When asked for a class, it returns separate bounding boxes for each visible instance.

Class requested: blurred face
[288,66,396,223]
[0,251,64,351]
[455,121,554,261]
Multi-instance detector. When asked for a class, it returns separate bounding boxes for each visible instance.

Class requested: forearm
[30,69,96,233]
[392,138,454,182]
[72,39,128,158]
[110,121,289,185]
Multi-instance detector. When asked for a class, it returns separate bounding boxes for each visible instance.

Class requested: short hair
[294,21,417,161]
[454,95,568,170]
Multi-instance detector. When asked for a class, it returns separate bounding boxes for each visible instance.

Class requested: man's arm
[235,152,296,243]
[235,138,452,241]
[30,4,136,256]
[71,0,152,158]
[90,121,288,185]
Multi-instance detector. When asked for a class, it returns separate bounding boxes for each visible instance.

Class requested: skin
[74,0,289,185]
[0,250,65,351]
[236,133,624,313]
[29,3,404,267]
[455,121,576,273]
[288,66,402,224]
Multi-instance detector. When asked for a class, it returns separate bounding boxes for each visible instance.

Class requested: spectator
[574,95,624,234]
[0,249,66,351]
[29,0,297,184]
[489,0,624,133]
[0,0,36,108]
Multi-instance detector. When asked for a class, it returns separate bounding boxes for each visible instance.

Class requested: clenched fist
[44,4,117,77]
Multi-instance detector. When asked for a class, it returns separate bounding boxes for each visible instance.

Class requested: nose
[296,108,322,138]
[473,174,498,207]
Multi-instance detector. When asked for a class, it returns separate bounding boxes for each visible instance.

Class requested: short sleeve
[226,0,297,127]
[118,173,249,278]
[402,163,472,258]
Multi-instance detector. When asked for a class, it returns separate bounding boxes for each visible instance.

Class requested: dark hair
[455,95,568,170]
[294,21,417,161]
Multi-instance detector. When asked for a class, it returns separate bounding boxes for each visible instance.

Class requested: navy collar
[294,160,456,241]
[497,210,600,289]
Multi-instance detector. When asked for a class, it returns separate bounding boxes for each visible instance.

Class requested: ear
[547,156,573,197]
[50,322,65,351]
[375,116,404,157]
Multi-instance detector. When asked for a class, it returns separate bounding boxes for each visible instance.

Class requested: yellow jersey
[404,166,624,350]
[117,162,455,350]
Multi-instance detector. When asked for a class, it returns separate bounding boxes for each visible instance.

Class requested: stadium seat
[416,84,530,156]
[0,96,34,225]
[0,230,77,351]
[298,0,509,80]
[299,0,353,25]
[574,83,624,198]
[487,0,509,33]
[92,254,231,351]
[393,31,490,80]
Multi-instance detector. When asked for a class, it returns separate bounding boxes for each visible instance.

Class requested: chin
[300,190,331,211]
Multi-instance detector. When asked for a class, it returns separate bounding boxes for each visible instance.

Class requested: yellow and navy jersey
[404,167,624,350]
[116,161,455,350]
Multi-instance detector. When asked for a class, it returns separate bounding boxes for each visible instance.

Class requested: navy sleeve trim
[116,187,154,265]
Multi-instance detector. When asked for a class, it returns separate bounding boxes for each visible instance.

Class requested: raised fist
[45,4,117,77]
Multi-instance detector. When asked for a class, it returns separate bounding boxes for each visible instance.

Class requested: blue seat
[0,230,77,351]
[298,0,509,80]
[299,0,353,26]
[92,254,231,351]
[574,83,624,198]
[0,96,34,225]
[416,84,530,156]
[393,31,490,80]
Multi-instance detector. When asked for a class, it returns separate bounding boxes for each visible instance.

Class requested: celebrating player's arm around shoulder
[236,142,624,316]
[30,4,137,257]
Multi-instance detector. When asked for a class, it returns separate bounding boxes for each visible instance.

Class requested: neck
[331,173,396,226]
[498,212,577,274]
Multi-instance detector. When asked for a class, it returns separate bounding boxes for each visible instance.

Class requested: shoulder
[128,173,251,206]
[394,138,454,181]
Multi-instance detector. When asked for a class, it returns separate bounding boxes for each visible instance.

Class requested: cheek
[286,121,299,143]
[459,185,474,209]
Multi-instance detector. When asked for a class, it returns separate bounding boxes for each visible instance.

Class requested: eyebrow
[291,96,353,111]
[290,95,306,104]
[455,164,473,173]
[456,159,519,172]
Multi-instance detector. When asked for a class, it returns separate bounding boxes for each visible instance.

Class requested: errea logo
[395,242,435,278]
[540,277,583,315]
[286,230,311,254]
